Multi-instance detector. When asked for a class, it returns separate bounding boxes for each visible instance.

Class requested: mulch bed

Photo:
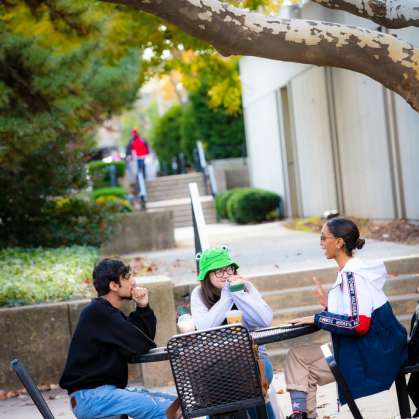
[285,216,419,246]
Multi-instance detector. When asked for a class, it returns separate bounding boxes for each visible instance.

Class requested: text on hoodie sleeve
[314,272,372,336]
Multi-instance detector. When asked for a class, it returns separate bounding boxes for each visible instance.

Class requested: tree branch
[310,0,419,29]
[99,0,419,112]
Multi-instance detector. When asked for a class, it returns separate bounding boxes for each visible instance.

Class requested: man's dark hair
[92,258,131,296]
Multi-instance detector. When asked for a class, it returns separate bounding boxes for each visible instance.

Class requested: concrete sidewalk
[123,221,419,284]
[1,372,414,419]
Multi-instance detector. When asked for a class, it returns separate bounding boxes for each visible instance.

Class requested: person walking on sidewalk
[59,258,177,419]
[191,246,275,419]
[283,218,408,419]
[130,129,149,179]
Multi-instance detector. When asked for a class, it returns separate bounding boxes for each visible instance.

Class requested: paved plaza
[124,221,419,284]
[1,371,414,419]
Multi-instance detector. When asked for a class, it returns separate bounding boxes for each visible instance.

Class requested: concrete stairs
[142,173,216,228]
[247,256,419,368]
[145,173,209,203]
[147,195,217,228]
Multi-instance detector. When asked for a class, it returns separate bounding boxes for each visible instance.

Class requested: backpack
[408,299,419,366]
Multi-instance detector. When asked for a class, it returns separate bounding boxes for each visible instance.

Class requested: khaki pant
[284,343,335,418]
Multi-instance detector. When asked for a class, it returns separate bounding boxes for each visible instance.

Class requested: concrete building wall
[331,68,396,219]
[290,67,338,217]
[240,2,419,220]
[243,92,286,197]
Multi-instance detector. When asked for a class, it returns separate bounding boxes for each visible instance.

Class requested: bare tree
[100,0,419,112]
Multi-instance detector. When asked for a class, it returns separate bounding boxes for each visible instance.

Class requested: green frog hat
[196,246,239,282]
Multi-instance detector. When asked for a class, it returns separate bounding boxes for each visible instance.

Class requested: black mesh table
[130,324,319,364]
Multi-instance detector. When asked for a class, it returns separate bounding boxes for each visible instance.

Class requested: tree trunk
[100,0,419,112]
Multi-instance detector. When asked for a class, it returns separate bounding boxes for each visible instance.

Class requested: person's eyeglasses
[320,234,338,243]
[212,266,235,278]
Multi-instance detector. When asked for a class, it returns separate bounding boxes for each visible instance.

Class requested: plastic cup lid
[226,310,243,317]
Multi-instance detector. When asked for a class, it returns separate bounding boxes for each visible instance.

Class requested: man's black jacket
[59,298,157,394]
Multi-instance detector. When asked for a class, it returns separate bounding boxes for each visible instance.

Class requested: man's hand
[312,277,327,308]
[132,287,149,307]
[285,316,315,325]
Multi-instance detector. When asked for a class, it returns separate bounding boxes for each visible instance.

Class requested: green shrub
[226,188,281,224]
[92,187,128,200]
[0,139,125,248]
[149,105,183,167]
[92,180,112,190]
[215,189,239,219]
[88,160,126,178]
[0,246,101,307]
[31,198,126,247]
[96,196,133,213]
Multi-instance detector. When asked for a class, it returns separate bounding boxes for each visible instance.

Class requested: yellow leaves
[7,2,83,51]
[207,72,243,115]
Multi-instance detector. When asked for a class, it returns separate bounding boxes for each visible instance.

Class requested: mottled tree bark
[311,0,419,29]
[100,0,419,112]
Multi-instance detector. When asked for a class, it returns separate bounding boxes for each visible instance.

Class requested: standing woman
[284,218,408,419]
[191,246,275,419]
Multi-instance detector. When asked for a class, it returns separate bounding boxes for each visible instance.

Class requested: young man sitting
[59,258,177,419]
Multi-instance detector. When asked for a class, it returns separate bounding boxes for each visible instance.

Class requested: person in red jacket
[130,129,149,179]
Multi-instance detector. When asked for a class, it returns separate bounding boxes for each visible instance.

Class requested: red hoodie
[131,136,148,157]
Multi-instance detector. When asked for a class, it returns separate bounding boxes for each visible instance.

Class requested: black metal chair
[166,324,268,419]
[11,359,128,419]
[321,343,419,419]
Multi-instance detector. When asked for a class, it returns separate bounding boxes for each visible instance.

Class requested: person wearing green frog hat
[191,246,275,419]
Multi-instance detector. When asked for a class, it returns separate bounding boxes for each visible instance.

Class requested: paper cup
[226,309,243,324]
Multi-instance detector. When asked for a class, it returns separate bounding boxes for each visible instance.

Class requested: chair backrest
[408,299,419,366]
[167,324,265,419]
[11,359,55,419]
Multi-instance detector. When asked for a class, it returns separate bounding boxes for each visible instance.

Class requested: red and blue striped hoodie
[314,257,408,404]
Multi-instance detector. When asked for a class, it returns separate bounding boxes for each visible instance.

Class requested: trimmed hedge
[226,188,281,224]
[215,189,243,220]
[92,186,128,200]
[88,160,126,178]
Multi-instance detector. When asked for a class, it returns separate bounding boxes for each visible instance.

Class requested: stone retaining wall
[101,209,175,255]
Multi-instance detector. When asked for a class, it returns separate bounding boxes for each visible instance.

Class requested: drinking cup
[226,309,243,324]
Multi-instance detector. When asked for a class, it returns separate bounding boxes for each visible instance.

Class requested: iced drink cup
[178,314,195,333]
[226,309,243,324]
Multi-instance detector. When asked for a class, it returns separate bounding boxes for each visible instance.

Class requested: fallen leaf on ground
[167,381,174,386]
[317,403,329,408]
[22,403,35,406]
[0,391,6,401]
[6,391,19,398]
[50,384,59,391]
[274,265,279,268]
[37,383,51,392]
[323,416,330,419]
[60,391,68,396]
[276,389,284,394]
[273,368,284,373]
[11,402,17,406]
[20,389,27,395]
